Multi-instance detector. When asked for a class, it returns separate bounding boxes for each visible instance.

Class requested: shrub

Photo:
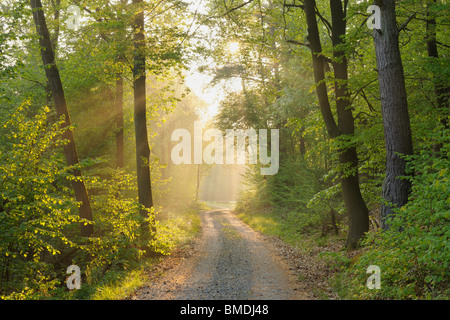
[0,102,81,298]
[339,129,449,299]
[0,103,156,298]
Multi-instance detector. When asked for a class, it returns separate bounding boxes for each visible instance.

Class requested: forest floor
[130,208,339,300]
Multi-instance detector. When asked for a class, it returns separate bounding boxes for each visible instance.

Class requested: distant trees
[425,0,449,129]
[115,67,125,168]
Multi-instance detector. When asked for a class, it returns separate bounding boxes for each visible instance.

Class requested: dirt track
[132,209,309,300]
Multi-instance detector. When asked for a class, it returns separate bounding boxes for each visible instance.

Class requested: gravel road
[132,209,308,300]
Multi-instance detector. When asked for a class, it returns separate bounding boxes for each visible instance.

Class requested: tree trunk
[304,0,369,248]
[330,0,369,248]
[30,0,93,237]
[330,209,339,235]
[373,0,413,229]
[339,147,369,246]
[159,124,168,180]
[196,165,200,202]
[115,70,124,168]
[132,0,155,234]
[50,0,60,52]
[304,0,340,139]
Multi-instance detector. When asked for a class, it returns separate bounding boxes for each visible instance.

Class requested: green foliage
[236,156,331,236]
[0,0,206,300]
[338,130,450,299]
[268,156,319,209]
[78,167,147,281]
[0,100,200,299]
[151,208,202,255]
[0,102,81,298]
[235,165,272,213]
[70,206,202,300]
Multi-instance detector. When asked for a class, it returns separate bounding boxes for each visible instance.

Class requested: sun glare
[226,42,240,55]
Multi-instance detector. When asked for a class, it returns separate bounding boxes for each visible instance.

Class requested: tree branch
[222,0,255,17]
[315,3,332,39]
[283,3,304,9]
[398,12,417,33]
[286,39,310,48]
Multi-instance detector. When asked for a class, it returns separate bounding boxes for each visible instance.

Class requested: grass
[91,269,146,300]
[235,209,322,253]
[236,210,279,234]
[63,205,203,300]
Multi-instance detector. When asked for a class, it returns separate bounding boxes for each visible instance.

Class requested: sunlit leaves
[0,101,82,296]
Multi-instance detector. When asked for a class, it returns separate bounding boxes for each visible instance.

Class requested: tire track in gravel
[132,209,308,300]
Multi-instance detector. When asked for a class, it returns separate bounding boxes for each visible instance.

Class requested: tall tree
[30,0,94,236]
[372,0,413,229]
[132,0,154,233]
[302,0,369,248]
[115,68,125,168]
[113,1,128,168]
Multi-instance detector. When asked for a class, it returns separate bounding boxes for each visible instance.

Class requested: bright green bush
[339,129,449,299]
[0,102,81,298]
[78,166,147,287]
[0,102,168,299]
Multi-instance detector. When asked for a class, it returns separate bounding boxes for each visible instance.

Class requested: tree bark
[132,0,155,233]
[50,0,60,52]
[304,0,369,248]
[304,0,340,139]
[30,0,93,237]
[115,70,124,168]
[196,165,200,202]
[372,0,413,229]
[330,0,369,248]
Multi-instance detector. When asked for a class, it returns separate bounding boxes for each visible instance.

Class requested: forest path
[131,209,309,300]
